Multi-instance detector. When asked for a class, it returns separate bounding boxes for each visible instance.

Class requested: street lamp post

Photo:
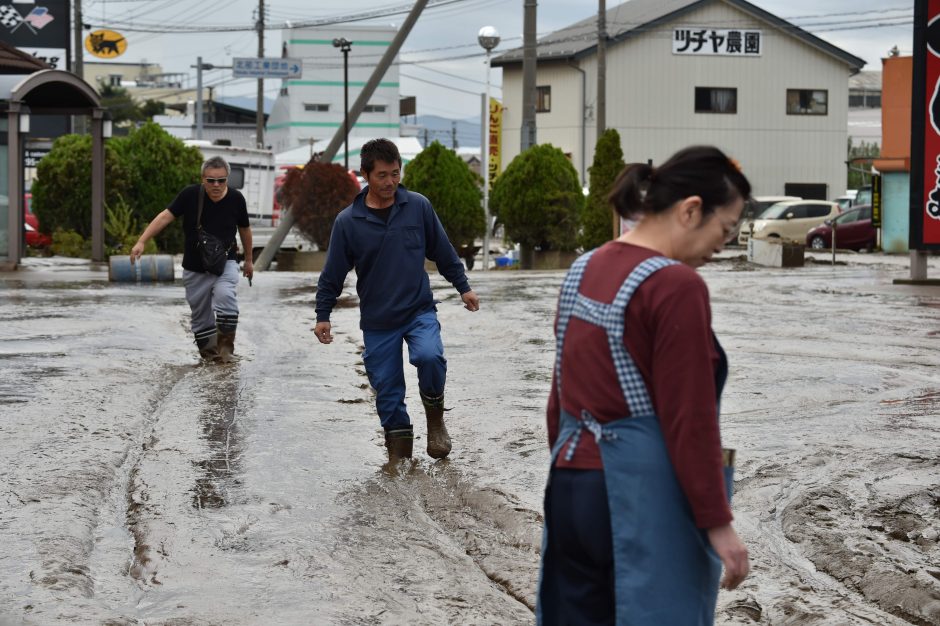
[478,26,500,272]
[333,37,353,171]
[192,57,216,140]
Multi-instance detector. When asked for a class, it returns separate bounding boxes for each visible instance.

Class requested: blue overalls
[537,251,733,625]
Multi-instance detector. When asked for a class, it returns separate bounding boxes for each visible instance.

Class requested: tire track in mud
[325,337,541,623]
[779,456,940,625]
[332,464,540,624]
[123,362,251,591]
[730,446,940,625]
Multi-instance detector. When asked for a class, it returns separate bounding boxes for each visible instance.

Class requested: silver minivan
[743,200,841,244]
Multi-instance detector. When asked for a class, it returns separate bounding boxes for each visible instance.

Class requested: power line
[85,0,473,32]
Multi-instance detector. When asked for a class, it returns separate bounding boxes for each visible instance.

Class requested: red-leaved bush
[282,160,359,250]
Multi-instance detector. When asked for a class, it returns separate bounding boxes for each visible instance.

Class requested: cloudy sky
[82,0,913,120]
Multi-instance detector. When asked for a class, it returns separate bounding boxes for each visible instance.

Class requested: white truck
[184,140,308,260]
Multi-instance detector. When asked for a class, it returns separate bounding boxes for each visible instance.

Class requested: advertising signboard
[0,1,70,70]
[911,0,940,248]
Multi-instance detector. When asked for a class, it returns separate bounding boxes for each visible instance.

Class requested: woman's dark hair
[608,145,751,220]
[360,138,402,174]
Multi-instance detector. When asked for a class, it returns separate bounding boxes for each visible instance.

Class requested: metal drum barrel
[108,255,175,282]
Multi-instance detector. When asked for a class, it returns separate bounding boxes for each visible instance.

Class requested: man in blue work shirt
[314,138,480,463]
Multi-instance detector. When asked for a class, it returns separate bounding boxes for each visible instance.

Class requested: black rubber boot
[217,330,236,363]
[385,427,414,463]
[195,330,219,361]
[421,391,451,459]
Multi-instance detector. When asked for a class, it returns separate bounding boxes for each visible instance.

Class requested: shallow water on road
[1,254,938,624]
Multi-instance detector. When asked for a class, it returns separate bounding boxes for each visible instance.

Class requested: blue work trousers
[361,310,446,430]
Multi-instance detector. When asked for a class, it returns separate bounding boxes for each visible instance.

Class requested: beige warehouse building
[493,0,865,199]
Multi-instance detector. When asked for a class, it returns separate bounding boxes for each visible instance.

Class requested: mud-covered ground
[1,251,939,625]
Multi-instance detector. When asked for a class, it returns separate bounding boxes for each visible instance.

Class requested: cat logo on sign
[85,29,126,58]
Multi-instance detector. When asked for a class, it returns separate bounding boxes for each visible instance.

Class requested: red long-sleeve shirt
[546,241,732,529]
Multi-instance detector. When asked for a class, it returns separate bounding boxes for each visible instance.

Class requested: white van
[184,140,276,226]
[185,140,308,259]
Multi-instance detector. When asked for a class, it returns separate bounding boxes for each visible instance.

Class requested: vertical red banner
[922,0,940,244]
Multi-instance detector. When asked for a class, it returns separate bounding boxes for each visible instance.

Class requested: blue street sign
[233,57,303,79]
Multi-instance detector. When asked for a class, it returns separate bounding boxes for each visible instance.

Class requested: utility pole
[256,0,265,149]
[452,121,458,149]
[73,0,84,133]
[196,56,204,139]
[597,0,607,137]
[73,0,83,79]
[255,0,432,271]
[521,0,537,151]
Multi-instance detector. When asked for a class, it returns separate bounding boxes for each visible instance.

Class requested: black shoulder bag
[195,187,232,276]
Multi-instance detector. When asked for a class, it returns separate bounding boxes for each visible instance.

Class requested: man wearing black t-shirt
[131,156,253,362]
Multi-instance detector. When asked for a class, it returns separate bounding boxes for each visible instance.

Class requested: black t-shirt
[168,184,249,272]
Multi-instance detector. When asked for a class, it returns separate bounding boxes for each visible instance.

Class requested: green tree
[31,134,132,239]
[490,144,582,266]
[402,140,484,264]
[31,122,201,254]
[580,129,625,250]
[119,122,203,253]
[140,99,166,120]
[286,160,360,249]
[98,83,144,125]
[847,138,879,190]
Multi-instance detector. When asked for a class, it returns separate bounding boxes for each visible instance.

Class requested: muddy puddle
[1,255,939,624]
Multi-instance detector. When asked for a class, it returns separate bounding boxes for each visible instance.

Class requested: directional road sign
[233,57,303,79]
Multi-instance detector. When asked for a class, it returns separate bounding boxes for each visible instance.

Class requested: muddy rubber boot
[194,329,219,361]
[421,391,451,459]
[217,330,236,364]
[385,427,414,464]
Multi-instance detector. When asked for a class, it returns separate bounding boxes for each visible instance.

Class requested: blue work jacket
[315,185,471,330]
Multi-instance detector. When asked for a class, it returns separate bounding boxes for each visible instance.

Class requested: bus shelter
[0,69,109,269]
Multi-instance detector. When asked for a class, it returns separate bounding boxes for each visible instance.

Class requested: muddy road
[0,253,938,624]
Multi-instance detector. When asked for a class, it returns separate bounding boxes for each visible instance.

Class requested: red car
[805,204,876,251]
[23,193,51,248]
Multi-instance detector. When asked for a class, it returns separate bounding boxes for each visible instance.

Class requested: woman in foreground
[537,146,751,625]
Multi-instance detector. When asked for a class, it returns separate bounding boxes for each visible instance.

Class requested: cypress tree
[402,140,484,261]
[579,128,625,250]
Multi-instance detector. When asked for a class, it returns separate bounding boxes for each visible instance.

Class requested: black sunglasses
[204,177,227,185]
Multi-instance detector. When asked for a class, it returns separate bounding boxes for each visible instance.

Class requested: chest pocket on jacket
[403,226,423,250]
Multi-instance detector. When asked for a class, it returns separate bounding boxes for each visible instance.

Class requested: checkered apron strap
[554,250,595,397]
[603,256,679,416]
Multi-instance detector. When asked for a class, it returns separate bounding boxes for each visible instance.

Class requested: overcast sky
[83,0,913,120]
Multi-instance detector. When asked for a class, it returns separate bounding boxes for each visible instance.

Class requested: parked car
[832,190,859,211]
[854,185,872,207]
[741,200,840,244]
[735,195,800,244]
[24,212,52,248]
[805,204,876,251]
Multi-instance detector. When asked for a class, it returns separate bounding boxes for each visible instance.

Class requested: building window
[694,87,737,114]
[109,74,122,87]
[304,103,329,112]
[849,93,881,108]
[363,104,387,113]
[787,89,828,115]
[536,86,551,113]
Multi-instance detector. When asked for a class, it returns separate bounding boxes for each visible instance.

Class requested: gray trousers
[183,260,240,339]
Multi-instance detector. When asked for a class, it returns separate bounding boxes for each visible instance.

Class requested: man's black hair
[360,138,402,174]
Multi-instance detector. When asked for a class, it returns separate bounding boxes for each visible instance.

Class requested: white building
[266,25,403,156]
[493,0,865,199]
